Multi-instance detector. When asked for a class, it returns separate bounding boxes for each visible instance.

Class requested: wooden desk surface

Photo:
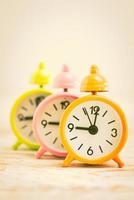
[0,129,134,200]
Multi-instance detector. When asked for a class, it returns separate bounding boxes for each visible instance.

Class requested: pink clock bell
[33,65,78,158]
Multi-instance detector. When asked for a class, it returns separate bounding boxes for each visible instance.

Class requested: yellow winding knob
[31,62,50,88]
[80,65,108,93]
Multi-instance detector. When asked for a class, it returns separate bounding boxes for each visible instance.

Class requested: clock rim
[60,95,128,164]
[10,88,52,150]
[33,92,78,157]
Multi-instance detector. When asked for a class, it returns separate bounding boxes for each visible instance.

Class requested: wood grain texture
[0,130,134,200]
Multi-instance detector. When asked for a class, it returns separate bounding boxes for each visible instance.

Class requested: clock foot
[63,154,74,167]
[12,140,22,150]
[35,147,46,159]
[113,156,124,168]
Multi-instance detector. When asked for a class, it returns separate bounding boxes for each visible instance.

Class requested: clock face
[38,95,76,153]
[15,93,46,143]
[64,100,123,160]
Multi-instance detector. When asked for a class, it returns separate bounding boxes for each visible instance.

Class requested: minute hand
[82,107,92,126]
[93,114,98,125]
[75,126,89,131]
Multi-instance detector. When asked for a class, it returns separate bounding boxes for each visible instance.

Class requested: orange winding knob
[80,65,108,93]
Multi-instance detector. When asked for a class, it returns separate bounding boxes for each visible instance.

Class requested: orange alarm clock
[60,65,128,168]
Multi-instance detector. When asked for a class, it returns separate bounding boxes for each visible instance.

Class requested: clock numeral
[68,123,74,132]
[35,96,45,107]
[111,128,117,137]
[60,100,70,109]
[87,146,93,156]
[41,120,47,128]
[90,106,100,115]
[18,114,24,121]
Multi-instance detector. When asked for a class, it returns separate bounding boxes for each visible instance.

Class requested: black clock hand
[75,126,89,131]
[93,114,98,125]
[18,116,33,121]
[75,125,98,135]
[24,116,33,120]
[82,107,92,126]
[48,121,60,125]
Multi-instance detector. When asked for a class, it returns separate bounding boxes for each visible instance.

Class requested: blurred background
[0,0,134,133]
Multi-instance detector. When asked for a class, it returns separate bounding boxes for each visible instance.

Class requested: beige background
[0,1,134,199]
[0,0,134,131]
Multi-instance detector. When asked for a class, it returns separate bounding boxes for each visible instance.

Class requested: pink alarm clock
[33,65,78,158]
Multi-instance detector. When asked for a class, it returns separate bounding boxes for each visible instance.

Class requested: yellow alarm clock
[60,65,128,168]
[10,62,52,150]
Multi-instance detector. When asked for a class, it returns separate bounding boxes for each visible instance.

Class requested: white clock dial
[39,96,76,152]
[15,94,46,142]
[64,100,123,160]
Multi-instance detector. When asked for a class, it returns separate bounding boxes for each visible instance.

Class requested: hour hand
[24,116,33,120]
[75,126,89,131]
[48,121,60,125]
[19,116,33,121]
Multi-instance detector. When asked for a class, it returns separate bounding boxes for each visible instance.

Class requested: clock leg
[12,140,22,150]
[35,147,46,159]
[63,154,74,167]
[113,155,124,168]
